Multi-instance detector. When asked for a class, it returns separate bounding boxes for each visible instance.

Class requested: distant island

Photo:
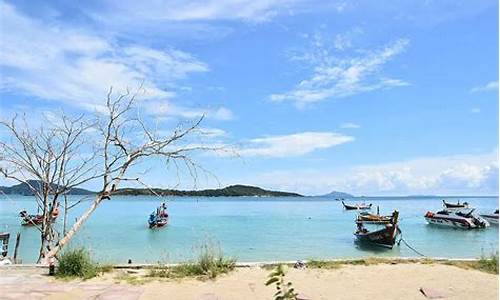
[113,185,303,197]
[320,190,354,198]
[0,180,94,196]
[0,181,302,197]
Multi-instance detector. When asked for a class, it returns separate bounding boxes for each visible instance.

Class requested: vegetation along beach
[0,0,498,299]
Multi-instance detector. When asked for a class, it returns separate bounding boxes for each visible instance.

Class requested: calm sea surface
[0,195,498,263]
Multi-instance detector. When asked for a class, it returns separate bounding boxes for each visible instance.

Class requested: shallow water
[0,195,498,263]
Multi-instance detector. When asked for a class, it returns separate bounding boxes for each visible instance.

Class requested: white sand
[0,263,498,299]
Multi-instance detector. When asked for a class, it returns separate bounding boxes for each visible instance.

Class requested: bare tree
[0,88,219,263]
[0,114,100,262]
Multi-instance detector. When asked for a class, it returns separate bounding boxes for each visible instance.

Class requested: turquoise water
[0,195,498,264]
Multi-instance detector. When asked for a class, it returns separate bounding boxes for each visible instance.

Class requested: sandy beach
[0,262,497,300]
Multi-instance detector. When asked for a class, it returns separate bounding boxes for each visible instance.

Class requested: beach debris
[294,260,306,269]
[420,287,448,299]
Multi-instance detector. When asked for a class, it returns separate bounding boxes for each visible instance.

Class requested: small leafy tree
[265,265,298,300]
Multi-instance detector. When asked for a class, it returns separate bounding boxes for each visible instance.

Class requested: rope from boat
[397,229,426,257]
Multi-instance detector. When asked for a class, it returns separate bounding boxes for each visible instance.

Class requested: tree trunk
[63,196,68,235]
[43,195,104,264]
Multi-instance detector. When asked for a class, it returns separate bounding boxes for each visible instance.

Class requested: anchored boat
[356,212,392,224]
[354,210,400,248]
[148,203,169,229]
[480,209,499,225]
[342,201,372,210]
[424,209,489,229]
[442,200,469,209]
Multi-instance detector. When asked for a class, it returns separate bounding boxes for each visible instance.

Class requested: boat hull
[442,200,468,209]
[148,217,169,228]
[424,211,489,229]
[480,214,499,225]
[355,224,399,248]
[343,201,372,210]
[425,216,472,229]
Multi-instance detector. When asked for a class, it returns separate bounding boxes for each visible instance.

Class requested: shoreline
[0,256,487,268]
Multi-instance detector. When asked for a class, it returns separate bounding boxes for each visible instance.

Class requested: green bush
[56,248,102,279]
[477,252,499,274]
[149,241,235,279]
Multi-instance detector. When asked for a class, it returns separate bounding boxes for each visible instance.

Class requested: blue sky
[0,0,498,195]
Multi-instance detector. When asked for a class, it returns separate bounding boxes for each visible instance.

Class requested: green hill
[113,184,302,197]
[0,180,94,196]
[0,181,302,197]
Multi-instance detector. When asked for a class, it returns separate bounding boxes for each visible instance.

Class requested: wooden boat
[442,200,469,209]
[148,203,169,229]
[480,209,499,225]
[356,212,392,224]
[424,209,489,229]
[354,210,400,248]
[342,201,372,210]
[19,203,59,226]
[19,211,43,226]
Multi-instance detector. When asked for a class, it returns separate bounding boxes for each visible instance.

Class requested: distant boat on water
[148,203,169,229]
[342,201,372,210]
[442,199,469,209]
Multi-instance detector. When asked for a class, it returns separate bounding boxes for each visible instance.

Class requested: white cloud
[340,122,360,129]
[271,38,409,106]
[470,81,498,93]
[147,101,234,121]
[0,2,208,110]
[198,127,227,138]
[333,27,363,51]
[238,132,354,157]
[250,151,499,195]
[471,108,481,113]
[87,0,336,24]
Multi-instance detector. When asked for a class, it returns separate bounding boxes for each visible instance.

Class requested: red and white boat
[424,209,489,229]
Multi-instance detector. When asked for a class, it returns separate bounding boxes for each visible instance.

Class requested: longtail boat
[148,203,169,229]
[342,201,372,210]
[442,200,469,209]
[354,210,400,248]
[19,211,44,226]
[356,212,392,224]
[424,209,489,229]
[19,209,58,226]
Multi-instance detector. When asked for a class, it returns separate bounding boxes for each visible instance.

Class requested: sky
[0,0,498,196]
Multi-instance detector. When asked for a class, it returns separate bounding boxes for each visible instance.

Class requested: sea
[0,195,498,264]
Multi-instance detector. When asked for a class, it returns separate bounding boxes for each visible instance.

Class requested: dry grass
[305,256,497,274]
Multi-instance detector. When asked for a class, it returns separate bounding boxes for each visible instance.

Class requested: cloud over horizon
[235,132,354,158]
[248,151,499,195]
